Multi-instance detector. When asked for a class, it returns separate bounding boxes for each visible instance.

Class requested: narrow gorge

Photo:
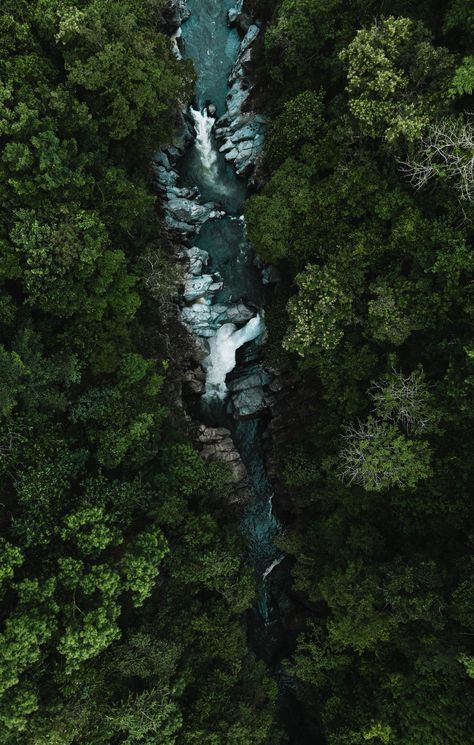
[158,0,285,626]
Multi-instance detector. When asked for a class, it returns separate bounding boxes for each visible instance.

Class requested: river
[178,0,283,624]
[162,3,316,741]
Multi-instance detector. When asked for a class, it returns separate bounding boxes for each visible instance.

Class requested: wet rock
[231,387,266,418]
[182,367,205,396]
[228,364,274,418]
[197,425,251,504]
[228,366,272,393]
[214,23,267,178]
[184,246,209,275]
[163,0,190,30]
[184,275,223,303]
[225,81,251,119]
[181,303,228,337]
[228,7,252,34]
[181,301,256,337]
[225,302,256,325]
[167,197,215,226]
[241,23,260,52]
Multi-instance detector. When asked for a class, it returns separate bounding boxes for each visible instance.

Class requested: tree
[340,17,453,144]
[284,263,355,358]
[401,116,474,200]
[338,417,432,491]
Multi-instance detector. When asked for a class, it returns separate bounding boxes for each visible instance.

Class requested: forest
[1,0,474,743]
[246,0,474,742]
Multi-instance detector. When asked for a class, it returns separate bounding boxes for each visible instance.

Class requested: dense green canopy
[0,2,278,742]
[247,0,474,742]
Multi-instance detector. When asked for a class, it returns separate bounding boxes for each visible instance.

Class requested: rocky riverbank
[156,0,291,507]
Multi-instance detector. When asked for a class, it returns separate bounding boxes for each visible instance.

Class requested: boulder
[181,301,256,337]
[184,246,209,275]
[184,275,223,303]
[162,0,190,33]
[230,386,267,418]
[167,197,215,225]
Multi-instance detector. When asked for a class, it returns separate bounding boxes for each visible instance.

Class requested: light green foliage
[449,55,474,96]
[0,538,23,589]
[58,603,122,672]
[340,17,453,143]
[284,263,354,357]
[112,688,183,744]
[339,417,432,492]
[61,506,122,555]
[121,526,169,607]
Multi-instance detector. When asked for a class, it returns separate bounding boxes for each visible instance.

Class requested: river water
[169,4,321,742]
[178,0,283,622]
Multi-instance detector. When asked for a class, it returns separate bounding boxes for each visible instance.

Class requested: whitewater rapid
[203,314,264,400]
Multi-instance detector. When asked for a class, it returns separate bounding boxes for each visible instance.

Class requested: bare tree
[400,116,474,201]
[369,369,435,434]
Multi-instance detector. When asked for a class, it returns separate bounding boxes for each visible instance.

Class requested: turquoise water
[181,0,241,114]
[180,2,282,613]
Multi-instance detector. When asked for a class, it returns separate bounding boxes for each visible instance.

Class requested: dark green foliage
[0,2,278,742]
[248,0,474,742]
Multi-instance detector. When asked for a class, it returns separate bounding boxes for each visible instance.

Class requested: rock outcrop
[197,425,251,504]
[214,22,267,177]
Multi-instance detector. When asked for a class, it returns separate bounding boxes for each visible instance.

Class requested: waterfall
[203,314,264,400]
[171,27,182,59]
[262,555,284,581]
[190,107,219,175]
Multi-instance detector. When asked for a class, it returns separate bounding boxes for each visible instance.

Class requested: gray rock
[163,0,190,32]
[241,24,260,52]
[228,366,272,393]
[153,151,172,171]
[226,82,250,118]
[182,368,205,396]
[165,215,196,235]
[181,303,228,337]
[185,246,209,275]
[184,275,214,302]
[181,301,256,337]
[154,165,178,189]
[197,425,251,504]
[184,275,223,303]
[225,302,256,325]
[167,198,215,225]
[231,386,267,418]
[224,148,239,162]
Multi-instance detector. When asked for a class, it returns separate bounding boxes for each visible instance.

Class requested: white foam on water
[203,314,264,400]
[262,555,284,582]
[190,107,219,174]
[171,27,182,60]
